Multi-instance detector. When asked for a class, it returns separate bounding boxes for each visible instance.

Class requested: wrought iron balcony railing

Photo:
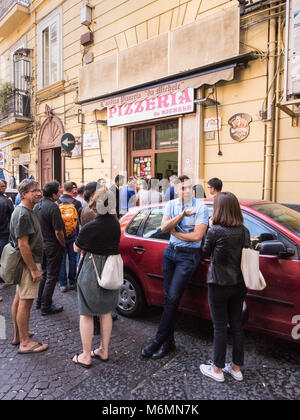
[0,89,31,121]
[0,1,30,21]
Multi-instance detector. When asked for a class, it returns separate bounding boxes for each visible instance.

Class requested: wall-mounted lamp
[194,98,220,107]
[89,120,107,125]
[11,147,22,158]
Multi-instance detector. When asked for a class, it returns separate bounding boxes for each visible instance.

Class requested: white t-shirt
[137,189,162,206]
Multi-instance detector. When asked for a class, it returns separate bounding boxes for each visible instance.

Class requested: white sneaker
[223,363,243,381]
[200,362,225,383]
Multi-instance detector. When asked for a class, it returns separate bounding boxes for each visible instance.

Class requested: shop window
[156,122,178,150]
[133,128,152,151]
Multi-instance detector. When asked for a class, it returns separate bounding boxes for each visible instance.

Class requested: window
[126,210,149,236]
[38,8,62,90]
[250,203,300,237]
[143,208,170,241]
[243,213,277,249]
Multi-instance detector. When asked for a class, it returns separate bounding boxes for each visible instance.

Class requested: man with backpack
[57,182,82,293]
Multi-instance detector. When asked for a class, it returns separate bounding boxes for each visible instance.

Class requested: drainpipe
[263,8,277,201]
[272,12,282,202]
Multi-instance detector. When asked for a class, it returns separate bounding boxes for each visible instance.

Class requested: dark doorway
[53,147,62,184]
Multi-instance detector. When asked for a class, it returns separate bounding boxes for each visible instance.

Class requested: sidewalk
[0,283,300,400]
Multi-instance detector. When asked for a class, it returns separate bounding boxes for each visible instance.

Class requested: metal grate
[0,88,31,121]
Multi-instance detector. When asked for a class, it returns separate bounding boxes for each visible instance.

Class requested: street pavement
[0,283,299,401]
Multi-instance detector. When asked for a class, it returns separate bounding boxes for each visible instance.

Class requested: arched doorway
[38,105,64,187]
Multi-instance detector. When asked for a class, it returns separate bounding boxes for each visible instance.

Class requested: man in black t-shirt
[34,181,66,316]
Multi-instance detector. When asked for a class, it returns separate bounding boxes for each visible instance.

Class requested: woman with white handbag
[72,188,122,368]
[199,192,251,383]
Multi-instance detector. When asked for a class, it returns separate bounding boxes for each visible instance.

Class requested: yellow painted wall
[0,0,299,203]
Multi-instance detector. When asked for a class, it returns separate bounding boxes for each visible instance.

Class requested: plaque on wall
[228,113,252,142]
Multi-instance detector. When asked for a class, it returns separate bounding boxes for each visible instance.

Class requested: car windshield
[250,203,300,237]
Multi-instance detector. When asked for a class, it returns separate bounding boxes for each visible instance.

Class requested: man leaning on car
[141,175,209,359]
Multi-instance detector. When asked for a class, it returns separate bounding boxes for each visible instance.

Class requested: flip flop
[91,350,109,362]
[18,342,49,354]
[72,354,92,369]
[11,331,35,346]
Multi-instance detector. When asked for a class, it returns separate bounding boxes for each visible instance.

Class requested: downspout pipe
[263,7,277,201]
[272,13,282,202]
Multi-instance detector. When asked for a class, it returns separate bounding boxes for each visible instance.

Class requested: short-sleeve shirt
[34,198,65,244]
[163,196,209,248]
[10,205,43,263]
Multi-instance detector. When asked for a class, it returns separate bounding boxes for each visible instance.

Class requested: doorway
[41,147,62,187]
[129,121,178,181]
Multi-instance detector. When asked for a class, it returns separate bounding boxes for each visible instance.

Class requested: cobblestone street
[0,283,300,401]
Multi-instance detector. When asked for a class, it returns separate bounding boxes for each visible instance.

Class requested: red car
[118,199,300,342]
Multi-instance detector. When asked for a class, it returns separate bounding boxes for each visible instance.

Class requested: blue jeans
[208,282,247,368]
[155,244,200,343]
[58,239,77,287]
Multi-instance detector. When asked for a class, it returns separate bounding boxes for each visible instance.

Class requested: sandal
[11,331,35,346]
[18,342,49,354]
[91,350,109,362]
[72,354,92,369]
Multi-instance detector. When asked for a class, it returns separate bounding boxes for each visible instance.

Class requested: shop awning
[0,132,29,149]
[80,52,258,114]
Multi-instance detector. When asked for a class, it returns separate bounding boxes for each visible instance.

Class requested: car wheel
[117,273,146,318]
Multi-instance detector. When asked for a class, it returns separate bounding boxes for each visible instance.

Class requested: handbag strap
[90,254,101,283]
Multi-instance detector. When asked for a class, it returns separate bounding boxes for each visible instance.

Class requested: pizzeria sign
[107,88,195,127]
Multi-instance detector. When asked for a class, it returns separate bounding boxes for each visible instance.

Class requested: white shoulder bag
[241,231,266,291]
[90,254,124,291]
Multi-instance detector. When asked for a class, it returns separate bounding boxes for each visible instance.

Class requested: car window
[143,207,170,241]
[251,203,300,237]
[126,210,149,236]
[243,213,277,248]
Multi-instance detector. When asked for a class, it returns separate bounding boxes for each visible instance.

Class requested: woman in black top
[72,188,121,368]
[200,192,250,383]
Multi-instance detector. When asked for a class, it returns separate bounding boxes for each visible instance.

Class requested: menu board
[133,156,152,179]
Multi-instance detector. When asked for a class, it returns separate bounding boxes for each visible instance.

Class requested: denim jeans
[38,241,64,311]
[58,239,77,287]
[208,282,247,369]
[155,244,200,344]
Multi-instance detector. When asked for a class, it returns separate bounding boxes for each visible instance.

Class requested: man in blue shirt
[141,175,208,359]
[119,176,136,216]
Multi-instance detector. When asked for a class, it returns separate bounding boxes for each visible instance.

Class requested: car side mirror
[258,241,294,257]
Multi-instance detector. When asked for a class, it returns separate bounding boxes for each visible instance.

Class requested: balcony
[0,88,32,132]
[0,1,30,38]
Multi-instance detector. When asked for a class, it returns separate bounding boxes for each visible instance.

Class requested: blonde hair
[89,187,108,213]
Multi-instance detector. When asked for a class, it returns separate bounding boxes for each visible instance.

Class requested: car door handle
[133,246,146,254]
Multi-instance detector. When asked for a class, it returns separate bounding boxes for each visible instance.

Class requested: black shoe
[152,341,176,360]
[112,313,118,322]
[41,305,64,316]
[141,339,161,358]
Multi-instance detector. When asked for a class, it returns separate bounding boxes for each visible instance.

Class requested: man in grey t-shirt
[10,180,48,354]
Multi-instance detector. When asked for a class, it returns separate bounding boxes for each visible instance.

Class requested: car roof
[122,199,300,245]
[128,198,271,212]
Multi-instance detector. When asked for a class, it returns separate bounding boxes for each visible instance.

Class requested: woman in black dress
[72,188,121,368]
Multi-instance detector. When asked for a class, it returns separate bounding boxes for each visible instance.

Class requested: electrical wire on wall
[94,110,105,163]
[214,84,222,156]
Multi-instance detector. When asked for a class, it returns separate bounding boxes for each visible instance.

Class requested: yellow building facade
[0,0,299,203]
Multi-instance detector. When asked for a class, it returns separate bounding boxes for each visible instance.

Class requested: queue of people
[0,173,250,383]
